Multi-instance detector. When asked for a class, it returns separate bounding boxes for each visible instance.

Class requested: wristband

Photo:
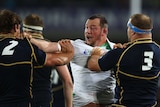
[57,43,61,51]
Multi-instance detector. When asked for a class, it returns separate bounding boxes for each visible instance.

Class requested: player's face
[84,18,104,46]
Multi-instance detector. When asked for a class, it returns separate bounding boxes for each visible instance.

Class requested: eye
[90,27,97,31]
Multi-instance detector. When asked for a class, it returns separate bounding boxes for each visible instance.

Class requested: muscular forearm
[45,39,74,66]
[87,47,105,71]
[87,55,101,71]
[30,38,60,52]
[46,52,73,66]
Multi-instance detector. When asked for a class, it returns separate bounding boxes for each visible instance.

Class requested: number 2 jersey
[0,37,46,103]
[98,38,160,107]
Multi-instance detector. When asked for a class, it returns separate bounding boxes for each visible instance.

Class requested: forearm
[87,47,105,71]
[55,65,73,107]
[45,52,73,66]
[87,55,101,71]
[30,38,60,52]
[63,83,73,107]
[45,39,74,66]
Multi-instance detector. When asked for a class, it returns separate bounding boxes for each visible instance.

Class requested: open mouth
[86,36,92,40]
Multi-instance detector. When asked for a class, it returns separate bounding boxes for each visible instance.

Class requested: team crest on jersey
[83,49,91,55]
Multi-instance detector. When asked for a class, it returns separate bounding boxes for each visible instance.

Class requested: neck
[0,33,14,36]
[0,33,15,38]
[93,38,107,47]
[131,33,152,42]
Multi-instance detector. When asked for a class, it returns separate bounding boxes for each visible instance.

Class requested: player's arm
[45,40,74,66]
[87,47,105,71]
[55,65,73,107]
[23,32,60,52]
[30,37,61,52]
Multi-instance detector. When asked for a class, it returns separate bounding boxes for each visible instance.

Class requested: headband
[23,24,43,33]
[127,19,152,34]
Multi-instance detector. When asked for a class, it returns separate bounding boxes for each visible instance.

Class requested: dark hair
[130,14,153,29]
[23,14,43,27]
[88,14,108,28]
[0,9,22,33]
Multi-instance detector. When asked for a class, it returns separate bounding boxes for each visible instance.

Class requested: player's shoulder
[72,39,93,54]
[73,39,85,43]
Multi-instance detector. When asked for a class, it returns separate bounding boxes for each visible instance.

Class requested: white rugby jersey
[71,39,116,107]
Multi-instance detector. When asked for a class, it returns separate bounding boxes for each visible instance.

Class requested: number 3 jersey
[98,38,160,106]
[70,39,116,106]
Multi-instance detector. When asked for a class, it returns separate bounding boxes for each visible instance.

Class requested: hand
[23,32,32,40]
[122,43,128,48]
[114,43,128,49]
[113,43,123,49]
[91,47,106,56]
[58,39,74,53]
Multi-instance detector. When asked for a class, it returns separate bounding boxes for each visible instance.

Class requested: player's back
[32,59,52,103]
[30,34,53,107]
[116,40,160,106]
[0,37,44,103]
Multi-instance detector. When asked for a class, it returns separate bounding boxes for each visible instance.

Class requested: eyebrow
[85,24,100,27]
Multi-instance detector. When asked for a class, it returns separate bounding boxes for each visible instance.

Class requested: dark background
[0,0,160,44]
[1,1,160,106]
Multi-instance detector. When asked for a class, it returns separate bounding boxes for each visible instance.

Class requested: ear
[14,24,21,38]
[14,24,20,33]
[103,28,108,36]
[130,29,135,35]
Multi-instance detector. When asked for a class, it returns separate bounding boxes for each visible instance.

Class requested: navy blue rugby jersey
[98,38,160,106]
[31,34,53,103]
[32,66,52,103]
[0,37,46,103]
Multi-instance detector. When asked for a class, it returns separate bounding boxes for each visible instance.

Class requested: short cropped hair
[88,14,108,28]
[23,14,43,27]
[0,9,21,33]
[130,14,153,29]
